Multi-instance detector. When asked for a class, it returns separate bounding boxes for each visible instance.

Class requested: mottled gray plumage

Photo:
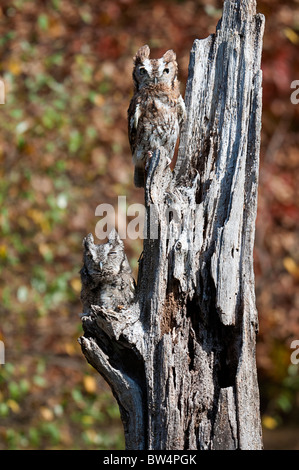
[128,45,186,187]
[80,230,136,314]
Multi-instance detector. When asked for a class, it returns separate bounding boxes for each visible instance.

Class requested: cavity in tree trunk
[78,0,265,450]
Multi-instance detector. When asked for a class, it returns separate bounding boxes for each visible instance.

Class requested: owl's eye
[139,67,147,75]
[163,68,170,74]
[109,251,117,256]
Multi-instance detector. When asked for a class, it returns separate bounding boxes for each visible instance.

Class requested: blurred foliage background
[0,0,298,450]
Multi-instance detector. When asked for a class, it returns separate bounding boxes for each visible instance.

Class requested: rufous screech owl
[128,45,186,187]
[80,230,136,314]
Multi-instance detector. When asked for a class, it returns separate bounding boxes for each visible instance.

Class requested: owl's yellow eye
[164,68,169,74]
[139,67,147,75]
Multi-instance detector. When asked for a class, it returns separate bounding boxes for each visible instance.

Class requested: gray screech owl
[80,229,136,314]
[128,45,186,188]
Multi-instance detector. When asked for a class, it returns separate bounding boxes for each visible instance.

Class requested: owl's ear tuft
[163,49,176,63]
[108,228,122,245]
[134,45,150,64]
[83,233,94,250]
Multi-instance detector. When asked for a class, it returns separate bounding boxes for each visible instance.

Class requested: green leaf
[38,14,49,31]
[277,393,292,413]
[0,402,9,417]
[17,286,28,303]
[68,130,82,153]
[8,381,20,400]
[28,427,40,446]
[33,375,47,388]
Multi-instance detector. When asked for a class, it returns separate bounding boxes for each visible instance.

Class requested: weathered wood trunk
[79,0,265,450]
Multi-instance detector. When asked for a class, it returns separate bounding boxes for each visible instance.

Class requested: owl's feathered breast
[128,83,181,156]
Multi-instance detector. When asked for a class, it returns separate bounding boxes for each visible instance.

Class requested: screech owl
[128,45,186,188]
[80,229,136,314]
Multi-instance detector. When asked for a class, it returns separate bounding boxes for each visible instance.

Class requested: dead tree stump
[78,0,265,450]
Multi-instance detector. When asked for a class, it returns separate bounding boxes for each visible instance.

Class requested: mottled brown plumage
[128,45,186,187]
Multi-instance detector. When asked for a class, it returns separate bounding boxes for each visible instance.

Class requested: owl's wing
[128,99,137,154]
[128,94,143,154]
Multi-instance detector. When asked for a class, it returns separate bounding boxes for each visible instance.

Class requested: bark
[78,0,265,450]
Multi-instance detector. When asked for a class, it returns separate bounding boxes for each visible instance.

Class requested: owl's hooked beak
[99,261,103,271]
[154,77,158,85]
